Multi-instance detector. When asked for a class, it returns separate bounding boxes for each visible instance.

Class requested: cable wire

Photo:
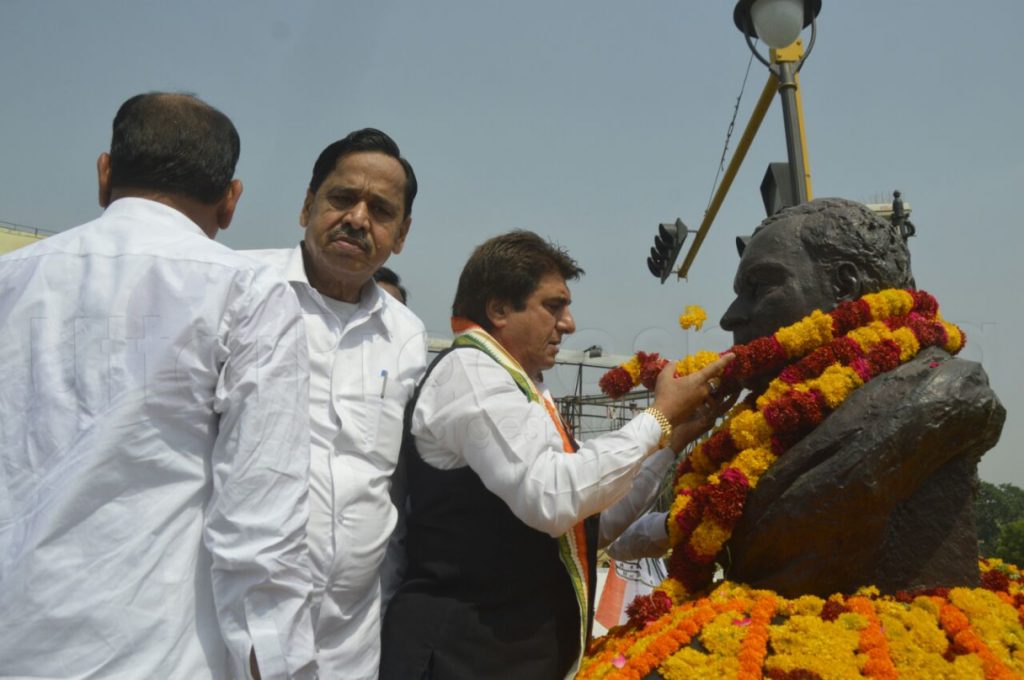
[703,49,757,220]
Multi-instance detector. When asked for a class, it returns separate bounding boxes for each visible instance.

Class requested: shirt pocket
[328,339,387,455]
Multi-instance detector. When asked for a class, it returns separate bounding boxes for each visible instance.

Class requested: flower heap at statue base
[583,559,1024,680]
[583,289,1015,679]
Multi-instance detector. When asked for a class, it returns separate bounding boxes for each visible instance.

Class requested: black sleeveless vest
[380,347,599,680]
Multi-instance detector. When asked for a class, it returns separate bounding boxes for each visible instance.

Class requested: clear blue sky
[3,0,1021,485]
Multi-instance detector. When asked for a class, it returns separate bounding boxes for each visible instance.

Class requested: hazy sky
[2,0,1021,485]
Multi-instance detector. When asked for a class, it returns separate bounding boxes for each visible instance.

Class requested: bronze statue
[720,197,1005,597]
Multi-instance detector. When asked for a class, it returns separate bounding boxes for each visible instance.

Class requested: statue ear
[831,262,862,301]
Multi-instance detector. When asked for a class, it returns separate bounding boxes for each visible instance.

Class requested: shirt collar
[286,243,392,335]
[103,197,208,237]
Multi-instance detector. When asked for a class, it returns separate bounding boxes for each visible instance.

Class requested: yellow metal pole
[676,73,778,279]
[792,70,813,199]
[770,40,813,201]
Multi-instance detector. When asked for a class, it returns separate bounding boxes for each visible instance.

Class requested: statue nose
[720,300,746,331]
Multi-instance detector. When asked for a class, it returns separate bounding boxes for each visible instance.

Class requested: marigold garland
[579,290,1021,679]
[599,290,967,604]
[662,290,963,604]
[578,562,1024,679]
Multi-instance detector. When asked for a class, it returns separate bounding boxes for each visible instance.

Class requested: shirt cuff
[634,411,667,451]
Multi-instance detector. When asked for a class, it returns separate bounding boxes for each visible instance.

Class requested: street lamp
[660,1,825,281]
[734,0,820,51]
[733,0,820,207]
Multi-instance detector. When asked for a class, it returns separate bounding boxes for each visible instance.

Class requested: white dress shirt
[412,347,671,541]
[0,199,316,680]
[606,512,670,561]
[245,247,428,680]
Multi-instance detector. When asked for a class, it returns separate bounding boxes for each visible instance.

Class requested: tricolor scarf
[451,317,592,676]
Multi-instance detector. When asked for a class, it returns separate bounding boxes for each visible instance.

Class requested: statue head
[720,197,914,346]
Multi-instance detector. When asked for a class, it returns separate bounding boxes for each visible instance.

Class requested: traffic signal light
[647,218,688,283]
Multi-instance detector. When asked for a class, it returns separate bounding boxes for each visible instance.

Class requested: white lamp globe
[750,0,805,48]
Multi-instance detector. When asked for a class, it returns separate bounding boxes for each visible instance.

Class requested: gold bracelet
[643,406,672,448]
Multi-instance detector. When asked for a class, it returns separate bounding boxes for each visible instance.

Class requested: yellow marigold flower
[675,472,705,493]
[766,614,863,679]
[669,493,692,516]
[942,321,964,353]
[658,578,691,605]
[949,587,1024,665]
[701,611,747,655]
[774,310,834,358]
[729,410,773,450]
[661,647,732,679]
[891,326,921,362]
[836,612,867,631]
[675,350,720,377]
[667,494,691,544]
[863,289,914,319]
[806,364,863,409]
[689,519,731,558]
[731,447,777,486]
[847,320,893,352]
[688,446,715,475]
[678,305,708,331]
[912,596,940,618]
[756,379,792,410]
[785,594,826,617]
[855,585,880,598]
[622,355,643,383]
[875,601,948,656]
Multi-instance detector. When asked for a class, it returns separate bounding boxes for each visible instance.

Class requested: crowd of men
[2,87,992,680]
[0,91,734,679]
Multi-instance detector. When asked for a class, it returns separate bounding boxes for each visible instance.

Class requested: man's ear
[96,153,113,208]
[390,216,412,255]
[831,262,862,301]
[216,179,244,231]
[299,189,314,228]
[485,297,509,330]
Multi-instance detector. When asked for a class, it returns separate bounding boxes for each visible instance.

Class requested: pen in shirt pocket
[380,369,388,398]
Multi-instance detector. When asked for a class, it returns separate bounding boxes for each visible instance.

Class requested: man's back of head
[0,92,316,679]
[98,92,243,237]
[108,92,239,204]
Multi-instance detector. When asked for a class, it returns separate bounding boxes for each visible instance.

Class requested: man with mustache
[380,230,732,680]
[246,129,427,679]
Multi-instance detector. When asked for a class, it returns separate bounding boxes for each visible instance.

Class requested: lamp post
[655,1,824,281]
[734,0,820,207]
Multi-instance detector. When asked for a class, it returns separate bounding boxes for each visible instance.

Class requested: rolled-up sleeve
[205,273,317,680]
[413,350,663,538]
